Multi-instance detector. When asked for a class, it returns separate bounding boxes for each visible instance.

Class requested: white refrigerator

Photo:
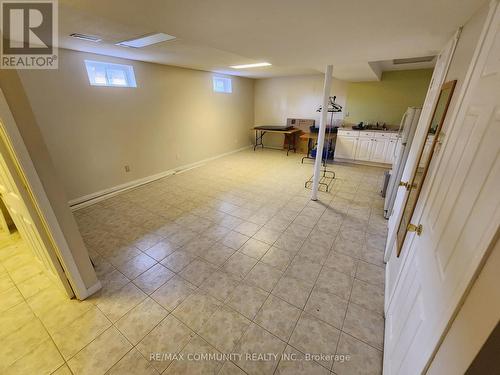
[384,107,422,219]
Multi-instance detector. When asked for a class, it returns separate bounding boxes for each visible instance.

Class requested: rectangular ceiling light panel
[230,62,272,69]
[116,33,176,48]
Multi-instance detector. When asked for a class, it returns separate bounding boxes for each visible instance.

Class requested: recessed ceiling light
[116,33,176,48]
[69,33,102,42]
[230,62,272,69]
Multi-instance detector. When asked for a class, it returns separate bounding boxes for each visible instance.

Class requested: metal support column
[311,65,333,201]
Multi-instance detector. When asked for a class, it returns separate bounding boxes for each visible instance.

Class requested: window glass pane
[84,60,136,88]
[213,77,232,93]
[107,68,127,86]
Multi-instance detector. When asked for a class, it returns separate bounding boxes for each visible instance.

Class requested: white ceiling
[59,0,487,81]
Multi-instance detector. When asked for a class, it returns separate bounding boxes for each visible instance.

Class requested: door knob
[399,181,417,190]
[407,223,423,235]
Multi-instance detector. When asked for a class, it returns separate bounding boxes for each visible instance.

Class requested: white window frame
[84,60,137,88]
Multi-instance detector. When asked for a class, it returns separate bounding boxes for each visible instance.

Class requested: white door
[0,199,10,233]
[0,151,69,293]
[335,136,358,159]
[370,138,388,163]
[419,136,434,168]
[384,4,500,374]
[385,29,461,264]
[354,137,372,161]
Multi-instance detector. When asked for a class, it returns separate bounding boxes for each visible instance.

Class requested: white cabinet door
[370,138,388,163]
[355,137,373,161]
[385,139,397,164]
[335,136,358,159]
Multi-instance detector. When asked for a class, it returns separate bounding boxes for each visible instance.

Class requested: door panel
[370,138,388,163]
[0,151,68,292]
[384,139,397,164]
[384,4,500,374]
[355,138,372,161]
[335,136,357,159]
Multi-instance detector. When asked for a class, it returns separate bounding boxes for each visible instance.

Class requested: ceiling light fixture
[393,56,436,65]
[69,33,102,42]
[230,62,272,69]
[116,33,176,48]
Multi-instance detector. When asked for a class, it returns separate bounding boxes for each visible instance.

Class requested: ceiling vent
[393,56,436,65]
[69,33,102,42]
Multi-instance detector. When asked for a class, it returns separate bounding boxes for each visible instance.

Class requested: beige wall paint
[253,70,432,150]
[18,49,255,201]
[344,69,433,127]
[254,75,348,148]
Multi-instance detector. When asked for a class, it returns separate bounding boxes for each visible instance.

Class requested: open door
[385,30,461,264]
[383,2,500,373]
[0,123,73,296]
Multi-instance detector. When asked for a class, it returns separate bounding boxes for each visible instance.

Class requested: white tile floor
[0,149,387,374]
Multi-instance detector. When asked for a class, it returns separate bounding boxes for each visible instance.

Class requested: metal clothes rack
[304,96,342,193]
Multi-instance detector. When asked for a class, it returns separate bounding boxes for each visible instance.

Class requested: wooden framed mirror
[396,80,457,257]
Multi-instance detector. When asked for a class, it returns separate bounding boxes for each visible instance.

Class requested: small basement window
[213,76,232,93]
[84,60,137,87]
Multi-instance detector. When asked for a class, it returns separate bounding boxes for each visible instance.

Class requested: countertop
[338,127,399,133]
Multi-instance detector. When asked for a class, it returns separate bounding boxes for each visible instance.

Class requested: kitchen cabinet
[384,139,398,164]
[336,129,399,165]
[355,137,373,161]
[371,138,389,163]
[335,135,358,159]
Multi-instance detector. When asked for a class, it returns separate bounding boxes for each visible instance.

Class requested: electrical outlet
[124,165,130,172]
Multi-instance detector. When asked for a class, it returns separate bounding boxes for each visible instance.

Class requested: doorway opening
[0,121,73,298]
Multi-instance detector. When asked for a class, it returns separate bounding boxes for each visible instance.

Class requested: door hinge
[407,223,423,235]
[399,181,417,190]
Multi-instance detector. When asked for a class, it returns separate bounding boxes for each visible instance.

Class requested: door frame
[0,89,90,299]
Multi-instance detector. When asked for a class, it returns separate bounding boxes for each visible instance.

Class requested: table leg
[301,138,314,164]
[286,133,297,156]
[254,130,266,151]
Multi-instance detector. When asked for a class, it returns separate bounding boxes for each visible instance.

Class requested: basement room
[0,1,498,374]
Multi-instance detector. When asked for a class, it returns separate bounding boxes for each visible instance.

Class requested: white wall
[18,49,255,202]
[254,75,348,147]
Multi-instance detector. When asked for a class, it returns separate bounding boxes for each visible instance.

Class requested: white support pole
[311,64,333,201]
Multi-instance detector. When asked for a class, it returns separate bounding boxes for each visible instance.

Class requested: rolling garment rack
[304,96,342,193]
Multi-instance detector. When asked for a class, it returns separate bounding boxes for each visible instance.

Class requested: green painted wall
[345,69,433,127]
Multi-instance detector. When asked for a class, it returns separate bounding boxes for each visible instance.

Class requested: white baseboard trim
[69,145,252,210]
[334,158,390,169]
